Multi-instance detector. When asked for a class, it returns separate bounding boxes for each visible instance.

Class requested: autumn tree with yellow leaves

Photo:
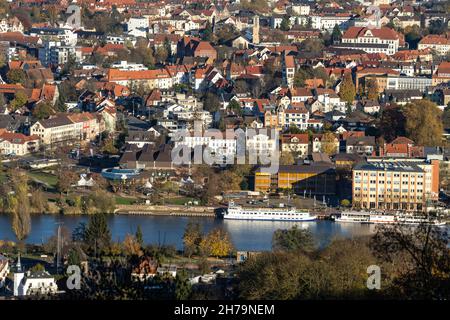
[199,228,234,258]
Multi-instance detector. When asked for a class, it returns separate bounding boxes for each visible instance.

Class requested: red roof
[343,27,401,41]
[281,133,309,144]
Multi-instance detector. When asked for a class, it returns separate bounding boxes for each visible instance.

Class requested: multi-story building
[0,254,8,289]
[310,14,353,32]
[106,68,173,89]
[30,113,101,146]
[418,35,450,56]
[281,133,309,157]
[337,26,403,55]
[30,27,77,46]
[39,41,81,67]
[254,163,336,195]
[0,16,24,33]
[284,106,309,130]
[282,54,295,88]
[352,159,440,212]
[0,132,40,156]
[126,17,150,31]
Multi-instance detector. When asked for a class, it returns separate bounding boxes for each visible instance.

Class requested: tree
[8,173,31,246]
[135,226,143,248]
[339,74,356,104]
[320,132,338,155]
[6,69,26,85]
[56,169,77,196]
[443,106,450,129]
[379,105,406,142]
[366,79,379,100]
[331,24,342,43]
[280,151,295,165]
[84,213,111,255]
[30,263,45,272]
[30,188,47,213]
[9,91,28,111]
[403,100,443,146]
[87,189,116,214]
[122,234,143,257]
[428,19,446,35]
[299,38,324,55]
[340,199,350,207]
[199,228,234,257]
[155,46,169,65]
[279,17,290,31]
[228,100,242,116]
[100,137,118,154]
[293,68,311,87]
[404,25,421,49]
[32,101,54,120]
[371,224,450,299]
[183,222,203,258]
[272,225,314,253]
[203,92,221,113]
[175,270,192,300]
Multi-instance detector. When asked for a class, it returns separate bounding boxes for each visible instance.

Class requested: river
[0,215,378,251]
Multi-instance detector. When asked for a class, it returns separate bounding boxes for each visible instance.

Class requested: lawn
[27,171,58,188]
[115,196,138,205]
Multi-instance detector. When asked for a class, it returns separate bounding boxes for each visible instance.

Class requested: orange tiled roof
[107,68,171,81]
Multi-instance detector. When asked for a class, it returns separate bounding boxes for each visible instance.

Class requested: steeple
[16,253,22,272]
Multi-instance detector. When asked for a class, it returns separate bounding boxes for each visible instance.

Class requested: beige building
[418,35,450,56]
[0,132,40,156]
[352,159,440,212]
[30,113,101,145]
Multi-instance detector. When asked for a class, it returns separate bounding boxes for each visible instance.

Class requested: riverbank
[114,204,218,217]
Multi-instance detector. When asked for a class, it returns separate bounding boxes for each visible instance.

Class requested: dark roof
[354,161,424,172]
[346,136,376,146]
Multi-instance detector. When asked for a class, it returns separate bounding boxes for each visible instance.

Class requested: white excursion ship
[335,210,446,226]
[224,201,316,221]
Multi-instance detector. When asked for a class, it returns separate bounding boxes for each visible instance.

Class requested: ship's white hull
[224,206,315,222]
[224,214,316,221]
[336,211,446,226]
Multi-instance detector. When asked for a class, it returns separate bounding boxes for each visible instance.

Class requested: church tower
[13,253,25,296]
[252,15,260,45]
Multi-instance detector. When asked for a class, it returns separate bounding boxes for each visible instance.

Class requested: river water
[0,215,377,251]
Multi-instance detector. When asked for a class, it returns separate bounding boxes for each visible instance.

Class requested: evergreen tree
[175,270,192,300]
[84,213,111,255]
[331,24,342,43]
[135,225,143,247]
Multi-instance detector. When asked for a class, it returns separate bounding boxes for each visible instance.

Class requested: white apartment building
[284,108,310,130]
[339,26,402,55]
[0,133,40,156]
[418,35,450,56]
[30,27,77,46]
[385,76,432,92]
[14,269,58,296]
[310,14,353,32]
[291,3,310,16]
[127,17,149,31]
[173,131,237,158]
[39,41,81,67]
[110,60,147,71]
[0,254,8,289]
